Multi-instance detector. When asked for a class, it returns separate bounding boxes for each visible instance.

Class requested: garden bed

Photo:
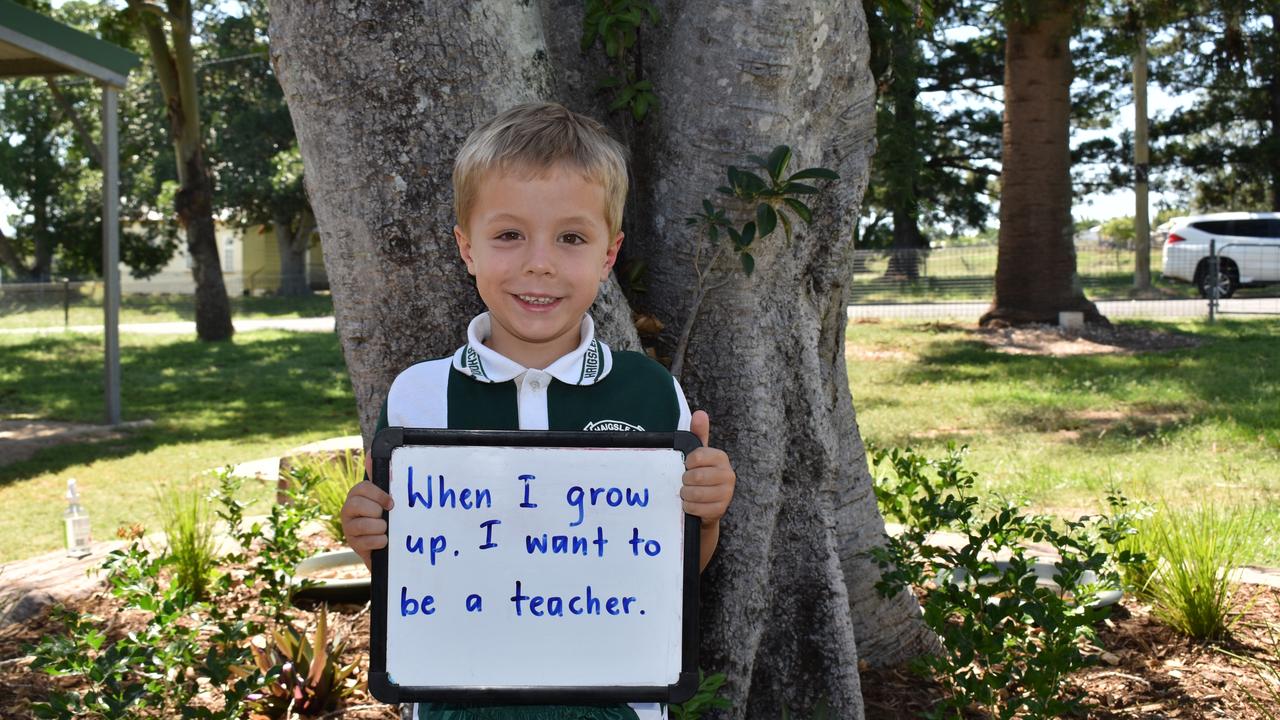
[861,584,1280,719]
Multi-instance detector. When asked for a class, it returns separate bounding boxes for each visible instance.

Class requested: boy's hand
[342,472,394,570]
[682,410,736,570]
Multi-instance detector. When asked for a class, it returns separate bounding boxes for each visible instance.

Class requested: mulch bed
[862,585,1280,719]
[4,547,1278,719]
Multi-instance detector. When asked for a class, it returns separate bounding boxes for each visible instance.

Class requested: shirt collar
[451,312,613,386]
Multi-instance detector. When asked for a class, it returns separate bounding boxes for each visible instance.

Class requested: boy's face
[455,165,623,369]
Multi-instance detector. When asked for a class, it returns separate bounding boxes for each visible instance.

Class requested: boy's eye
[496,231,522,241]
[560,233,587,245]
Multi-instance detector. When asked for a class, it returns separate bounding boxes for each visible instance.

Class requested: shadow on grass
[894,320,1280,444]
[0,330,354,486]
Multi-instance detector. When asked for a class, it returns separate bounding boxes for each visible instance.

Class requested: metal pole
[1208,238,1218,324]
[102,85,121,425]
[63,277,70,327]
[1133,27,1151,291]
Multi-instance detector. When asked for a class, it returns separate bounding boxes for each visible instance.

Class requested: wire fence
[848,242,1280,322]
[0,274,331,331]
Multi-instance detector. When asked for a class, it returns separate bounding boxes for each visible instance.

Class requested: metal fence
[848,242,1280,322]
[0,273,329,332]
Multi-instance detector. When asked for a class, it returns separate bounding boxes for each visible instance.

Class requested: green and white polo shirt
[379,313,688,720]
[380,313,691,436]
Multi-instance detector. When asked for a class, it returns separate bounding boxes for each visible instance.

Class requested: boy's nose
[522,238,556,275]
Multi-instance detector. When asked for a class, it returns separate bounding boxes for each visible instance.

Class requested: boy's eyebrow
[482,212,603,228]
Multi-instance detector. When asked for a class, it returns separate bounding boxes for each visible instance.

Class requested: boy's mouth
[515,294,560,307]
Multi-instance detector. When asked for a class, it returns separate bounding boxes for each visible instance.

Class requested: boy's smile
[455,165,622,369]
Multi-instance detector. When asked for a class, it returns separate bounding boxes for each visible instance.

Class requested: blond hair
[453,102,629,235]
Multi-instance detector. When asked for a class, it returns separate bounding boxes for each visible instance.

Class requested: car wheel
[1195,259,1240,299]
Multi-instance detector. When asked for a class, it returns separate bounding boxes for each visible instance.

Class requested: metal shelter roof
[0,0,140,87]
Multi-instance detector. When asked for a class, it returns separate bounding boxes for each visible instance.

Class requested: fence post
[1208,238,1218,324]
[63,277,71,328]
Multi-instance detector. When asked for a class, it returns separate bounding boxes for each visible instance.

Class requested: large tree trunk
[270,2,933,717]
[980,1,1105,327]
[272,207,312,297]
[628,5,935,714]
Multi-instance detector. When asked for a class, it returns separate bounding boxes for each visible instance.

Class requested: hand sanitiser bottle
[64,478,91,558]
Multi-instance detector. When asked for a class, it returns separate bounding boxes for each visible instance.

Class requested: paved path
[0,316,335,335]
[847,297,1280,321]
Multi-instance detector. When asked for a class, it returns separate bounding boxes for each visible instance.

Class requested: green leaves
[867,445,1142,719]
[582,0,661,121]
[685,144,838,281]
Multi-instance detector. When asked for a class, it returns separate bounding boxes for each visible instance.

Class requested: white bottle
[64,478,91,558]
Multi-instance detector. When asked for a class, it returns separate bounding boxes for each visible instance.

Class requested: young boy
[340,103,737,720]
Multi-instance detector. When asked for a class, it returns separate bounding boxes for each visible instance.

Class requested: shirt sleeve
[672,376,692,432]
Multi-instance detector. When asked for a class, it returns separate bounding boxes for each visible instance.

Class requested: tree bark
[273,207,312,297]
[626,6,935,715]
[270,2,933,717]
[980,1,1106,327]
[131,0,234,341]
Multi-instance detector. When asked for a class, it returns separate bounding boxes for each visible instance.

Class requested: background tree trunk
[272,207,312,297]
[131,0,235,340]
[980,1,1105,327]
[270,2,933,716]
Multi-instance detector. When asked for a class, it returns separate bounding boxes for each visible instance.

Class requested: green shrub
[156,478,219,600]
[1145,505,1256,641]
[1110,496,1160,598]
[28,469,324,718]
[235,605,360,718]
[290,450,363,543]
[868,445,1142,720]
[670,670,732,720]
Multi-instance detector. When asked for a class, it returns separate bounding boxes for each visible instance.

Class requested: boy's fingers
[345,480,394,511]
[680,485,729,503]
[348,533,389,552]
[344,516,388,538]
[682,501,728,522]
[684,447,729,472]
[690,410,710,447]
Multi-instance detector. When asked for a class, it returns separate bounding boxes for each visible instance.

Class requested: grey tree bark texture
[269,1,934,717]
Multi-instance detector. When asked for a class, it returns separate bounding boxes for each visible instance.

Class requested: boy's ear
[601,231,624,280]
[454,225,476,275]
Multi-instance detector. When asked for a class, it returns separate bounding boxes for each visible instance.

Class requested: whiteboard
[368,429,701,705]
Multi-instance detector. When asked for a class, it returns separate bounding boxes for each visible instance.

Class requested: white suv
[1161,212,1280,298]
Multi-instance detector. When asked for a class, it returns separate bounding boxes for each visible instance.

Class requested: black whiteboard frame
[367,427,702,706]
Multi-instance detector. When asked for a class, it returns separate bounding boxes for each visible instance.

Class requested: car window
[1190,220,1232,235]
[1188,219,1280,238]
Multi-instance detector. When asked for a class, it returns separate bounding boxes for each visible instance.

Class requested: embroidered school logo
[579,340,602,384]
[463,345,487,380]
[583,419,645,432]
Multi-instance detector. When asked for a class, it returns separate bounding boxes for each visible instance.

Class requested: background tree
[1148,1,1280,211]
[203,1,313,296]
[268,1,935,717]
[860,0,1002,269]
[981,0,1106,326]
[123,0,234,340]
[0,0,180,283]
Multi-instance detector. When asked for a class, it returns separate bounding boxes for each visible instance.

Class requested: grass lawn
[0,289,334,329]
[846,318,1280,566]
[0,329,356,563]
